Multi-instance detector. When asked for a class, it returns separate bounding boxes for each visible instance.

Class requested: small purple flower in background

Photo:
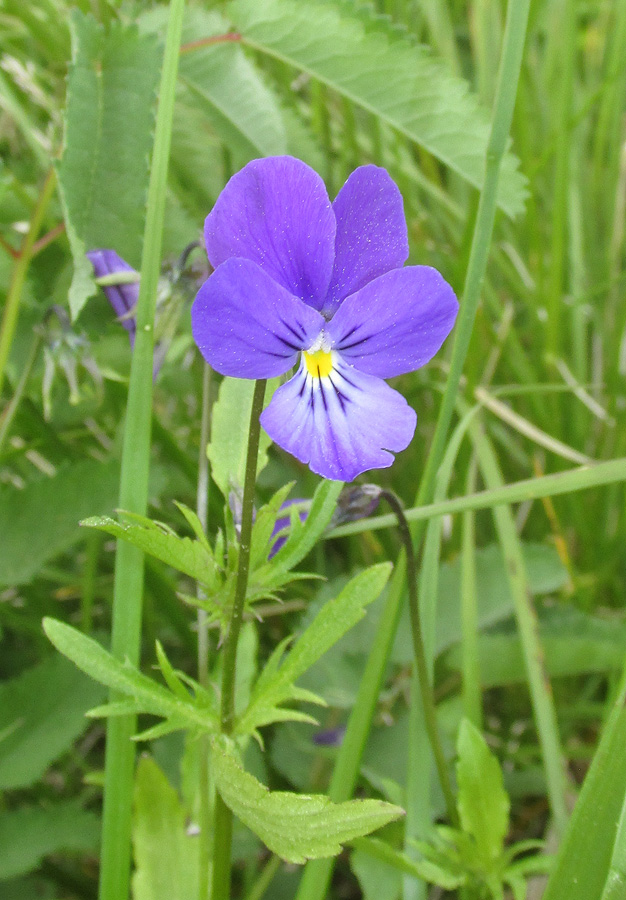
[192,156,459,482]
[87,249,139,343]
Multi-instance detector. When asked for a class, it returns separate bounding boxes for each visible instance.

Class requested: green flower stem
[380,490,458,826]
[469,419,570,834]
[460,460,482,727]
[327,456,626,539]
[0,168,56,401]
[97,0,186,897]
[212,378,267,900]
[197,362,213,900]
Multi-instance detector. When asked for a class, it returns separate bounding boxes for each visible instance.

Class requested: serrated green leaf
[43,619,218,734]
[0,655,105,790]
[81,511,219,589]
[237,563,391,736]
[229,0,527,217]
[212,736,403,863]
[0,801,100,880]
[57,11,161,318]
[456,719,510,865]
[141,7,285,163]
[207,377,278,499]
[132,756,199,900]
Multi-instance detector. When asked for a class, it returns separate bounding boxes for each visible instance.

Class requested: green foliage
[0,655,105,790]
[456,720,509,866]
[57,11,161,318]
[229,0,527,216]
[237,563,391,739]
[412,719,551,897]
[42,619,218,738]
[542,678,626,900]
[0,460,119,588]
[207,376,279,499]
[212,735,404,863]
[82,506,220,590]
[132,756,199,900]
[0,801,100,880]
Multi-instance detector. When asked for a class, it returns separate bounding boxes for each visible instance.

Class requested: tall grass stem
[98,0,186,896]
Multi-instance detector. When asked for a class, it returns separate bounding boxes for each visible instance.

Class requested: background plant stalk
[211,379,267,900]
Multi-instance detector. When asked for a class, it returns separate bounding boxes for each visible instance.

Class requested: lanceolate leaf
[58,11,161,318]
[43,619,218,734]
[212,736,403,863]
[456,719,510,864]
[237,563,391,737]
[81,511,219,588]
[229,0,527,217]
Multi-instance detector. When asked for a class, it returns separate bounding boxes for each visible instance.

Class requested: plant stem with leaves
[97,0,186,897]
[211,378,267,900]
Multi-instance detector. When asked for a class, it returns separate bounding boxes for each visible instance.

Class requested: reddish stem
[32,222,65,257]
[180,32,241,53]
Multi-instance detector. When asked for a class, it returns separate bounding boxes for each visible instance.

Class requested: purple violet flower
[87,249,139,344]
[191,156,459,482]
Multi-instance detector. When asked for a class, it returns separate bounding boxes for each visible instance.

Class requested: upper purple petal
[322,166,409,317]
[327,266,458,379]
[87,249,139,342]
[260,356,417,481]
[204,156,336,311]
[191,257,325,379]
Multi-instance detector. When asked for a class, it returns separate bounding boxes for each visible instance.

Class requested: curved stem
[212,378,266,900]
[380,490,459,827]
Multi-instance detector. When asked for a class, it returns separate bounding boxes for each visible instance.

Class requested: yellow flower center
[303,349,333,378]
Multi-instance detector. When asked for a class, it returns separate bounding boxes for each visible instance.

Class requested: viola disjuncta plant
[192,155,459,481]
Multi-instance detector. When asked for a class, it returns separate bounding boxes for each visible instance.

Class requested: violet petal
[191,258,325,379]
[87,249,139,344]
[323,165,408,317]
[327,265,459,379]
[204,156,336,311]
[260,356,417,482]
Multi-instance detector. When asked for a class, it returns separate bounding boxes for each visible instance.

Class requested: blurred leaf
[542,677,626,900]
[456,719,509,864]
[142,7,286,163]
[43,619,218,734]
[57,11,161,318]
[446,607,626,686]
[82,509,219,589]
[132,756,199,900]
[207,377,278,499]
[0,460,119,588]
[0,801,100,880]
[230,0,527,216]
[237,563,391,737]
[212,735,404,863]
[0,655,105,790]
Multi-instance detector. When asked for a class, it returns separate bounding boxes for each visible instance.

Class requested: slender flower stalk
[212,379,267,900]
[379,490,459,827]
[97,0,186,897]
[197,361,213,900]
